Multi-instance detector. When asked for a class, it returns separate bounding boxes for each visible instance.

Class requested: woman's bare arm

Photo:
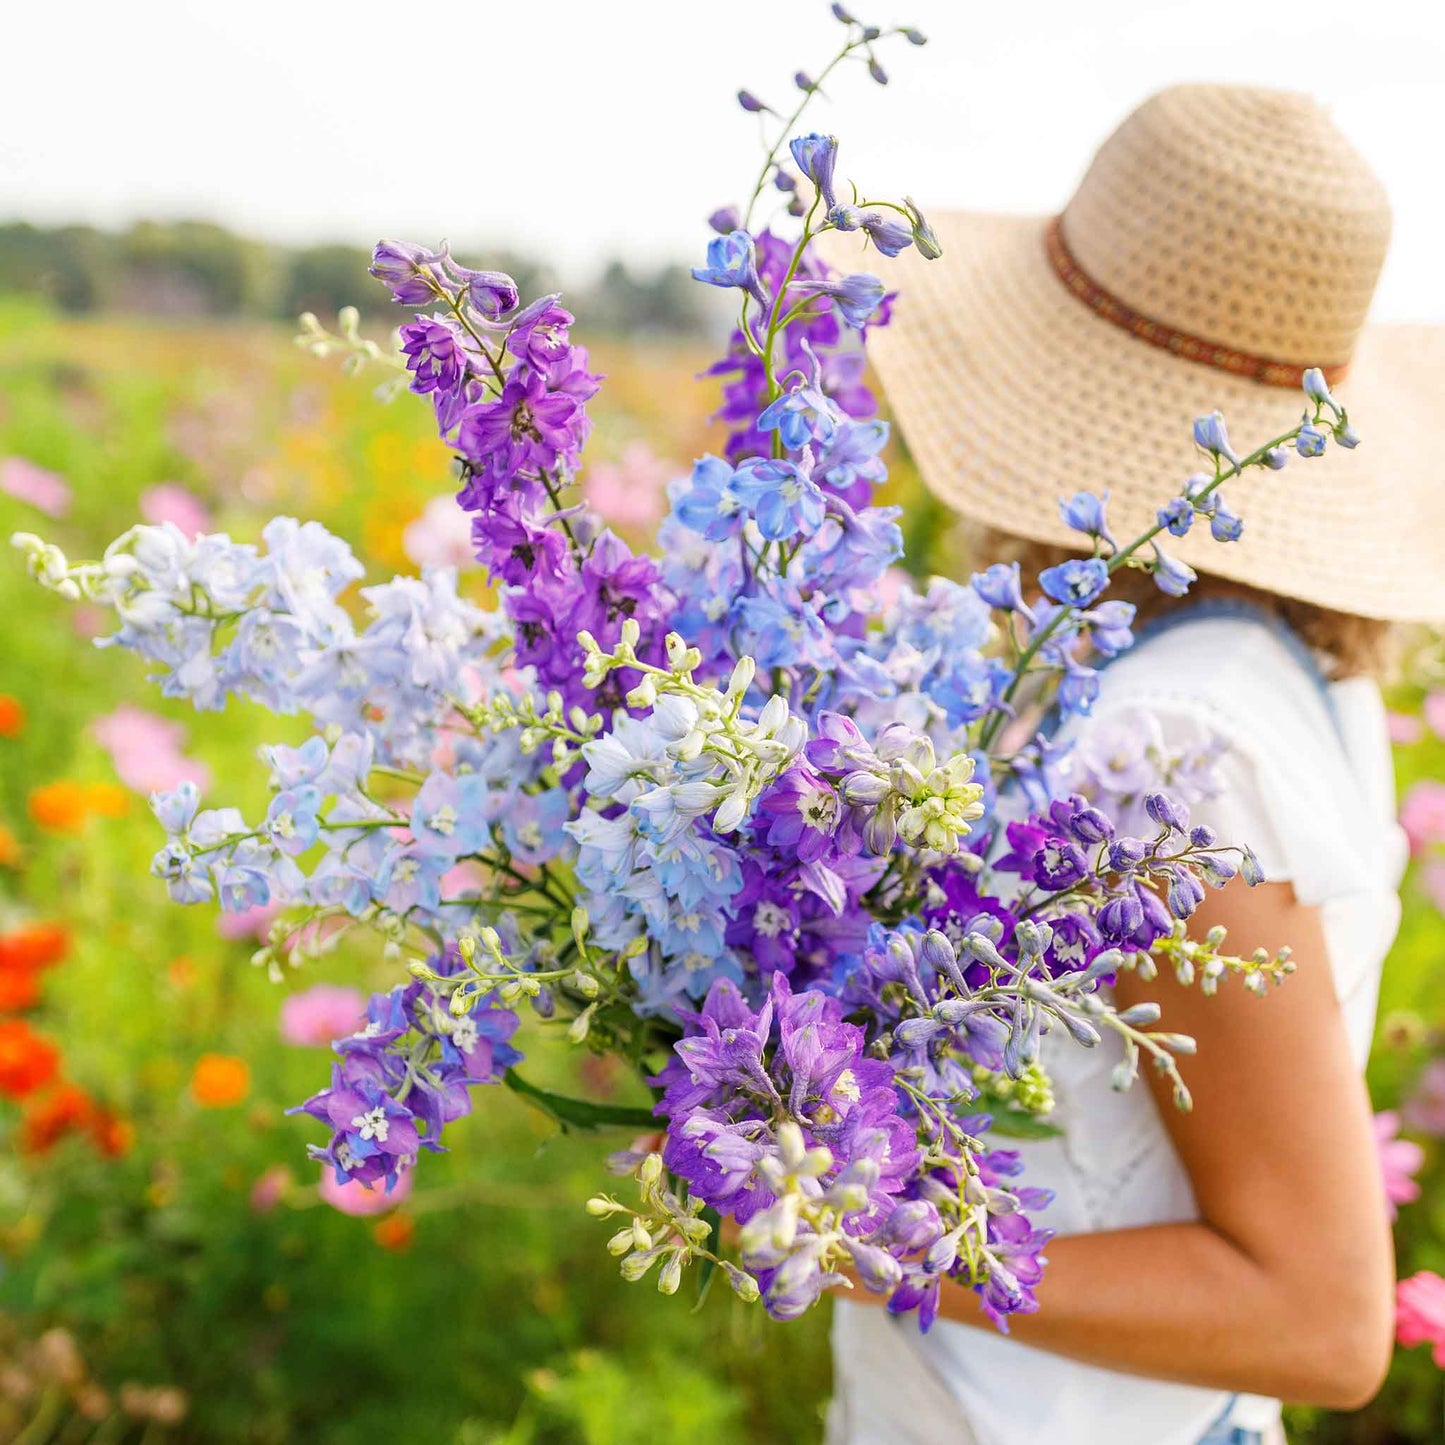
[860,882,1397,1408]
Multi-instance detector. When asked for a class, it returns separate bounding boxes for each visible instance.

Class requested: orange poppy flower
[0,826,20,868]
[0,921,70,973]
[27,781,91,834]
[372,1212,416,1252]
[189,1053,251,1108]
[19,1082,95,1155]
[0,971,41,1013]
[0,695,25,738]
[0,1020,61,1099]
[88,1106,134,1158]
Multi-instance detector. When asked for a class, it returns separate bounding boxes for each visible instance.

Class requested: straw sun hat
[825,83,1445,622]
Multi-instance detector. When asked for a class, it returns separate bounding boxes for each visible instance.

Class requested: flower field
[0,293,1441,1442]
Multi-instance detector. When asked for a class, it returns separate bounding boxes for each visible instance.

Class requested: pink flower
[876,566,910,613]
[403,495,475,571]
[582,442,675,532]
[139,482,212,539]
[279,984,367,1047]
[1420,860,1445,918]
[70,605,108,640]
[1388,711,1424,746]
[215,900,282,942]
[1427,691,1445,743]
[1,457,71,518]
[440,860,488,898]
[1374,1110,1425,1219]
[1396,1271,1445,1366]
[1400,782,1445,856]
[318,1165,413,1216]
[249,1164,293,1214]
[1404,1058,1445,1136]
[90,705,211,795]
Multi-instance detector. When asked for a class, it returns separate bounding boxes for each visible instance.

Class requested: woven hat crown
[1059,84,1392,368]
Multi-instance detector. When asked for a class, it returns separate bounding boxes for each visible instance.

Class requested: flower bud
[724,1263,761,1302]
[658,1252,684,1295]
[1144,792,1189,835]
[567,1001,597,1044]
[1301,367,1333,406]
[1116,1002,1162,1027]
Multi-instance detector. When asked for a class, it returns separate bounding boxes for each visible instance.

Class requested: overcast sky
[5,0,1444,317]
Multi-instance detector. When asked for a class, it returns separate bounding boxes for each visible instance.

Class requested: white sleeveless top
[830,616,1406,1445]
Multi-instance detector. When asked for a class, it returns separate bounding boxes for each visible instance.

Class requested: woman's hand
[915,880,1395,1410]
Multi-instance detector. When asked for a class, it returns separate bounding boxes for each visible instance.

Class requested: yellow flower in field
[0,826,21,868]
[82,782,130,818]
[189,1053,251,1108]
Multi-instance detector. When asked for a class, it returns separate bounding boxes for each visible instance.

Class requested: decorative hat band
[1044,217,1349,389]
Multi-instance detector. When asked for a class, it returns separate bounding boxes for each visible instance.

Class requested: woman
[824,84,1445,1445]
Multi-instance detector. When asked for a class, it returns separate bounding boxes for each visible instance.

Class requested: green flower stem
[977,423,1308,753]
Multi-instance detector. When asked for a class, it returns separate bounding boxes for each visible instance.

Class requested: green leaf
[693,1206,721,1311]
[503,1069,659,1133]
[972,1106,1063,1141]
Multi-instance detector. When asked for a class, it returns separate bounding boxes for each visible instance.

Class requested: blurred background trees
[0,221,714,334]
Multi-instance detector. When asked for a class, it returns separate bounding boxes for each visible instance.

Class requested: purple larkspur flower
[791,272,887,329]
[456,367,584,479]
[755,763,840,863]
[505,303,574,367]
[370,239,445,305]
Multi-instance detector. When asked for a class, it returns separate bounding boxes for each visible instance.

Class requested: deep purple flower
[567,531,664,648]
[726,861,805,975]
[756,763,840,863]
[400,315,474,428]
[457,367,583,479]
[452,265,520,320]
[506,304,575,367]
[370,239,445,304]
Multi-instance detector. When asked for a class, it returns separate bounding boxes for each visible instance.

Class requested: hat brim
[821,212,1445,623]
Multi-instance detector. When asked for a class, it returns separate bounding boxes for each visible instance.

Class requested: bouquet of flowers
[14,8,1355,1332]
